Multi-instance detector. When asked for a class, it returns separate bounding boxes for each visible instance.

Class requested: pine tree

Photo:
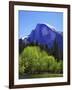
[52,38,59,60]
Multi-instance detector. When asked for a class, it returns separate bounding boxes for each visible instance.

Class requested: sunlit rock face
[27,23,63,50]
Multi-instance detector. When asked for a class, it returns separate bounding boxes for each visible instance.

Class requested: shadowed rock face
[27,24,63,50]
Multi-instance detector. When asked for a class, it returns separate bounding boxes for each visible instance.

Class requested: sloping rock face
[27,24,63,50]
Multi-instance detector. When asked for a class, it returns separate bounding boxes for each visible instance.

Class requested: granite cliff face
[27,24,63,49]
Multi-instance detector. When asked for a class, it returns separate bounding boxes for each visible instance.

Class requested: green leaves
[19,46,63,76]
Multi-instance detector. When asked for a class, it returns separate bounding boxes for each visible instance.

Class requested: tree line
[19,38,63,61]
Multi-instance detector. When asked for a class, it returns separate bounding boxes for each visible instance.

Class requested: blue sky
[19,10,63,38]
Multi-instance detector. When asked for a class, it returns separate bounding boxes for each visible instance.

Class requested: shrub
[19,46,63,75]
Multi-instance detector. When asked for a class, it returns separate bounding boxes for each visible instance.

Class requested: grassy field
[19,73,63,79]
[30,73,63,78]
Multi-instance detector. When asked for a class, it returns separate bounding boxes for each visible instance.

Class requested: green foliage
[19,46,63,76]
[19,56,25,75]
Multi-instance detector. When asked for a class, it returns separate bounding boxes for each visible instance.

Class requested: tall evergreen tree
[52,38,59,60]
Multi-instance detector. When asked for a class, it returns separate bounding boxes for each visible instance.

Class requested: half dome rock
[27,23,63,50]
